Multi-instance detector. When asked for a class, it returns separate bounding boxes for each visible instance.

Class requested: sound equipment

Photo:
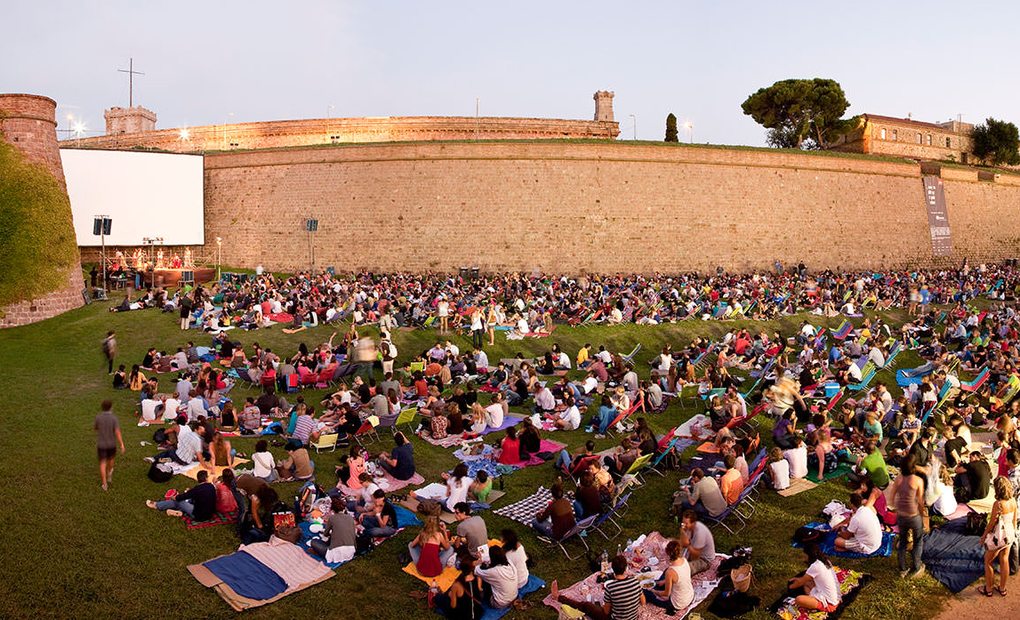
[305,219,319,232]
[103,217,112,235]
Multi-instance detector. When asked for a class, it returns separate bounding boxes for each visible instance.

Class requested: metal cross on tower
[117,58,145,107]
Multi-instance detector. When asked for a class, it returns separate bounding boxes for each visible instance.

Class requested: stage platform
[146,268,217,288]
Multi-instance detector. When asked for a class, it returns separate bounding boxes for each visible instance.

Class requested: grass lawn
[0,298,953,619]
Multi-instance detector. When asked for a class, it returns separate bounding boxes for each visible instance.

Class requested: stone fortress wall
[179,141,1020,274]
[0,94,85,328]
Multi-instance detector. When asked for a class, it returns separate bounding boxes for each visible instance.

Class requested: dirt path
[936,584,1020,620]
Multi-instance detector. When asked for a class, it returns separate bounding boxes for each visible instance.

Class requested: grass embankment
[0,302,951,619]
[0,140,80,309]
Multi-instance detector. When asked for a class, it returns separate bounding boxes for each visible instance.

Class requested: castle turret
[594,90,615,123]
[0,93,84,327]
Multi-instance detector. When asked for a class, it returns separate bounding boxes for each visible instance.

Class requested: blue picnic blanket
[922,517,986,593]
[793,522,895,558]
[204,550,288,600]
[436,575,545,620]
[896,362,935,387]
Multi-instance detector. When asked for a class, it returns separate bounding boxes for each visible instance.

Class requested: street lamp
[215,236,223,281]
[684,121,694,144]
[629,114,637,140]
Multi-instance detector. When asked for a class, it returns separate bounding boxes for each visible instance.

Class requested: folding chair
[623,453,653,484]
[620,343,642,365]
[592,492,631,540]
[393,407,418,433]
[647,436,680,477]
[311,433,339,453]
[353,419,380,447]
[536,515,599,560]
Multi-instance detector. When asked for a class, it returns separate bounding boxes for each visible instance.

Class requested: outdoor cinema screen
[61,148,204,246]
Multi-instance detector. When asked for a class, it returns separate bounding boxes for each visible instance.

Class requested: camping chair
[832,320,853,340]
[623,453,654,484]
[605,399,642,437]
[959,366,990,393]
[311,433,339,453]
[353,419,380,447]
[620,343,642,365]
[648,436,681,477]
[537,514,599,560]
[236,367,255,387]
[562,455,601,486]
[393,407,418,433]
[286,373,301,393]
[592,492,631,540]
[704,502,746,535]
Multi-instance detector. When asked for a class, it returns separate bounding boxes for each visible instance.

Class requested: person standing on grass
[102,331,117,374]
[94,399,125,491]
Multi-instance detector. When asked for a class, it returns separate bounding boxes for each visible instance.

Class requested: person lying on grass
[146,469,217,521]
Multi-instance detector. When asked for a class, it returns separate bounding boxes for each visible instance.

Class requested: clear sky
[3,0,1017,146]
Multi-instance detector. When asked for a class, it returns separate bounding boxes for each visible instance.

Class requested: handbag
[985,515,1011,550]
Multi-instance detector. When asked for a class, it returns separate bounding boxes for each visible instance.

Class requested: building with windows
[833,114,974,163]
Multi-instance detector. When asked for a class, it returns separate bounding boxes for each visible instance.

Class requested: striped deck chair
[711,303,729,319]
[647,432,679,477]
[623,453,654,484]
[824,387,845,411]
[832,320,854,340]
[621,343,642,365]
[883,341,903,370]
[606,397,644,437]
[921,381,954,423]
[959,366,989,393]
[992,375,1020,412]
[848,362,878,392]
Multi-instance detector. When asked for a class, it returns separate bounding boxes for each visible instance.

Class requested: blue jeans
[594,407,616,434]
[361,515,396,538]
[155,449,189,466]
[532,518,555,538]
[897,514,924,572]
[155,498,194,517]
[643,588,677,612]
[555,450,572,471]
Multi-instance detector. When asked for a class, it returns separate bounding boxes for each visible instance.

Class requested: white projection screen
[61,149,204,246]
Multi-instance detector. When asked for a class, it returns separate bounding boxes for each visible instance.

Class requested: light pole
[629,114,637,140]
[684,121,694,144]
[215,236,222,281]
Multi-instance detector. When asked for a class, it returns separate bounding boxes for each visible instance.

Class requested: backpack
[152,428,169,444]
[147,461,174,483]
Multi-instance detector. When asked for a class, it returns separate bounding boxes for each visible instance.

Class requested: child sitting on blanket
[786,543,842,613]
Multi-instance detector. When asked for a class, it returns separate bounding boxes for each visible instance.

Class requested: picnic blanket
[543,532,725,620]
[335,471,425,497]
[184,509,239,530]
[400,491,508,525]
[188,536,335,611]
[922,517,986,593]
[169,458,251,481]
[806,463,854,484]
[493,486,569,526]
[461,575,545,620]
[777,478,818,497]
[453,439,567,477]
[298,505,421,569]
[792,522,895,558]
[770,568,871,620]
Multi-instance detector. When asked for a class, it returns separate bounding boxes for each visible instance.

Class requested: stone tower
[105,105,157,134]
[594,90,615,122]
[0,93,85,328]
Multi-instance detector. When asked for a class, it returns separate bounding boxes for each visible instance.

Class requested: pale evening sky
[2,0,1017,146]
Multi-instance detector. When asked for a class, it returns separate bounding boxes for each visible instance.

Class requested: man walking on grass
[95,399,125,491]
[102,330,117,374]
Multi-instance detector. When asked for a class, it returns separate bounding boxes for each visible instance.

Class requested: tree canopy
[665,113,678,142]
[741,78,856,150]
[972,118,1020,166]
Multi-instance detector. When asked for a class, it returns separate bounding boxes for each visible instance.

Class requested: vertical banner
[922,175,952,256]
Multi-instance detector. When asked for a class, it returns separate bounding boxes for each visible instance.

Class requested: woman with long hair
[979,476,1018,596]
[787,542,841,613]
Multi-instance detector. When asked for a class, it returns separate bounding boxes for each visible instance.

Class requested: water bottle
[600,549,609,574]
[617,543,623,558]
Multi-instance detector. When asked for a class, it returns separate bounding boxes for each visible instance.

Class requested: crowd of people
[95,260,1020,618]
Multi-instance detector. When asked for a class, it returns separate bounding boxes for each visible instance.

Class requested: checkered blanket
[493,486,572,526]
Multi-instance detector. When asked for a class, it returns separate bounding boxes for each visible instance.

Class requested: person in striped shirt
[554,554,644,620]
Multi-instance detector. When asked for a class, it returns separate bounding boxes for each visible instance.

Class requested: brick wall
[60,116,621,153]
[189,141,1020,274]
[0,93,85,328]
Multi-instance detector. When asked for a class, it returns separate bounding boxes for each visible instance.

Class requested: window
[946,137,951,148]
[927,134,932,146]
[892,129,898,141]
[917,133,922,144]
[880,128,887,140]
